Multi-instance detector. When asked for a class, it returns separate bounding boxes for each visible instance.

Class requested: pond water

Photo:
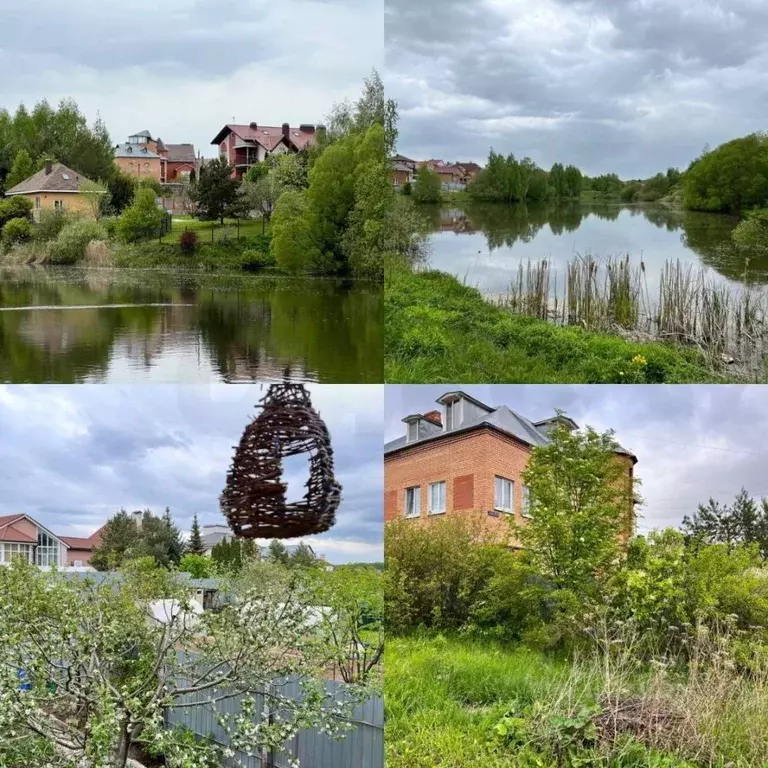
[422,202,768,298]
[0,269,382,383]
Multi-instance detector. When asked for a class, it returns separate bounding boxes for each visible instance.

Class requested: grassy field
[163,216,270,243]
[385,264,736,383]
[386,635,768,768]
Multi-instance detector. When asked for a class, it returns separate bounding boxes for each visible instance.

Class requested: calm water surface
[424,202,768,297]
[0,269,382,383]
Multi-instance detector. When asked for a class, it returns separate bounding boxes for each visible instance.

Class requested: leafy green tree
[514,417,639,596]
[90,509,138,571]
[289,542,318,568]
[267,539,290,566]
[732,211,768,253]
[683,133,768,213]
[179,552,215,579]
[243,160,272,183]
[240,172,282,232]
[1,217,32,247]
[563,164,583,198]
[80,177,109,220]
[117,186,165,242]
[549,162,565,197]
[188,513,205,555]
[412,165,442,203]
[106,169,136,213]
[194,156,240,223]
[0,196,33,228]
[271,152,309,192]
[6,149,34,188]
[270,189,325,273]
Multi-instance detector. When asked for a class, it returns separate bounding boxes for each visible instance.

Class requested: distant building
[389,155,416,187]
[4,162,101,220]
[115,130,200,184]
[211,122,320,179]
[200,522,326,562]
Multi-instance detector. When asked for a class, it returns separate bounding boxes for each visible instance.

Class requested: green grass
[164,216,270,244]
[385,264,743,383]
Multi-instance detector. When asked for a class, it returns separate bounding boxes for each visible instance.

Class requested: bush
[50,219,108,264]
[732,211,768,252]
[241,247,276,269]
[117,187,165,243]
[1,217,33,247]
[0,196,33,228]
[179,228,198,254]
[35,208,71,242]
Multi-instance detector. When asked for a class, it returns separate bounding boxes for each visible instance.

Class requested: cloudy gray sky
[385,385,768,534]
[0,0,382,157]
[385,0,768,178]
[0,385,383,563]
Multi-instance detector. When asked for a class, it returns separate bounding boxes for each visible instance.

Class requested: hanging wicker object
[220,383,342,539]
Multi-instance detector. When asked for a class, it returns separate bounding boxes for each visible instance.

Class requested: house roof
[164,143,197,164]
[5,163,94,196]
[115,143,160,159]
[0,513,72,546]
[385,393,636,461]
[391,161,414,173]
[130,130,153,139]
[59,536,95,548]
[0,525,37,543]
[457,162,482,173]
[210,124,317,152]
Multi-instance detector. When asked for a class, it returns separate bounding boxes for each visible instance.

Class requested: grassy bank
[385,265,735,383]
[387,635,768,768]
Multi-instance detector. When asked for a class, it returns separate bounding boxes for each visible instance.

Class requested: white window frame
[36,529,60,567]
[407,421,419,443]
[0,542,34,564]
[404,486,421,519]
[428,481,447,515]
[522,485,532,518]
[494,476,514,514]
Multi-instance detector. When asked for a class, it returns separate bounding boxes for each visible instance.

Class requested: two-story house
[384,391,636,541]
[210,122,320,179]
[115,130,200,183]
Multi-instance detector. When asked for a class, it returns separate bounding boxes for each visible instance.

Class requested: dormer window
[445,401,456,431]
[408,422,418,442]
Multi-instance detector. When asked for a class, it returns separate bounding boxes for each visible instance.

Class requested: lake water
[422,202,768,297]
[0,269,382,383]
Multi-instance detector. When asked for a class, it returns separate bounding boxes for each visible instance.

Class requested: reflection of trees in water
[0,272,382,382]
[427,202,768,285]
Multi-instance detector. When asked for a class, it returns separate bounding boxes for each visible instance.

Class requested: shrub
[1,217,33,247]
[0,196,33,228]
[241,247,276,269]
[35,208,71,242]
[50,219,108,264]
[117,187,165,243]
[732,211,768,252]
[179,228,198,254]
[100,216,120,240]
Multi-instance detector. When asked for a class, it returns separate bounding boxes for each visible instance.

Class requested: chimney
[423,410,442,427]
[282,122,290,136]
[44,161,52,175]
[132,510,143,528]
[249,122,258,130]
[299,124,315,134]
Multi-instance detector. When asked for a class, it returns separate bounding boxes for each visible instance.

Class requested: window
[404,486,421,518]
[54,200,63,210]
[428,481,446,514]
[35,197,40,209]
[445,401,455,430]
[522,485,532,518]
[494,476,514,513]
[36,530,59,567]
[0,543,33,564]
[407,421,419,442]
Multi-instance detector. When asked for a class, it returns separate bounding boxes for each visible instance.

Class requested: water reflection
[0,269,382,383]
[422,201,767,294]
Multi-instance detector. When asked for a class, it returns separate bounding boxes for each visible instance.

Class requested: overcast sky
[0,0,382,157]
[385,0,768,178]
[385,385,768,534]
[0,385,383,563]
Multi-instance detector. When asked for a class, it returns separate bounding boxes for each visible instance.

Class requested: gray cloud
[385,385,768,535]
[386,0,768,176]
[0,385,384,563]
[0,0,382,157]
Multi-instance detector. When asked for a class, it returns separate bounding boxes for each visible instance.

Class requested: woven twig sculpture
[220,383,342,539]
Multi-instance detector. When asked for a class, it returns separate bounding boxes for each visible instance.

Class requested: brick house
[210,122,320,179]
[4,162,101,219]
[0,514,104,568]
[115,130,200,184]
[384,391,636,542]
[456,161,482,184]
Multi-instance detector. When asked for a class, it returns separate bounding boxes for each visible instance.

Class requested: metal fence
[165,678,383,768]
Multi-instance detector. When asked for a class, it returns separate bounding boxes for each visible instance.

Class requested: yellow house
[4,162,99,219]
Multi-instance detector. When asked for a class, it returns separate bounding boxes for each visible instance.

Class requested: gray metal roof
[385,395,635,459]
[114,143,159,159]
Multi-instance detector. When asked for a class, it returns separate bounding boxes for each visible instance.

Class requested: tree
[6,149,34,188]
[188,513,205,555]
[179,553,214,579]
[732,211,768,253]
[271,152,309,192]
[513,416,639,596]
[0,196,33,228]
[270,189,325,273]
[79,178,108,220]
[240,172,282,233]
[267,539,290,566]
[106,169,136,213]
[289,542,318,568]
[412,165,442,203]
[0,559,371,768]
[117,186,165,242]
[162,507,185,566]
[90,509,139,571]
[194,156,240,223]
